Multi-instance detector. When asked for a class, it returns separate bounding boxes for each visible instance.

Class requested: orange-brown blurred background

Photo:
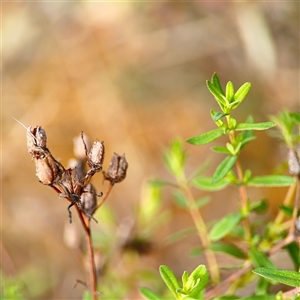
[2,2,299,299]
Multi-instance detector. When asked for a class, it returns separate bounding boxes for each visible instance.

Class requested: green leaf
[166,227,196,244]
[211,73,225,96]
[285,242,300,270]
[210,242,247,259]
[189,247,204,257]
[193,197,211,209]
[212,156,238,184]
[187,129,224,145]
[209,212,242,241]
[247,175,296,187]
[140,287,162,300]
[173,191,188,208]
[225,81,235,102]
[250,200,268,213]
[193,177,230,191]
[182,271,189,286]
[188,265,209,298]
[290,112,300,124]
[163,139,186,178]
[255,277,270,295]
[235,122,276,131]
[211,146,231,154]
[207,81,227,108]
[189,265,209,299]
[278,204,293,217]
[233,82,251,105]
[250,247,275,269]
[159,265,181,298]
[211,110,227,122]
[253,268,300,287]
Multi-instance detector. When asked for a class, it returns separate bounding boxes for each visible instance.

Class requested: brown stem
[205,261,252,299]
[95,183,114,212]
[75,206,98,300]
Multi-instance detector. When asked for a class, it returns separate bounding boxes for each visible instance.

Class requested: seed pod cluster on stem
[25,125,128,223]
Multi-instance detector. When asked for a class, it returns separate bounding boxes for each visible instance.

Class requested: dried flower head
[87,141,105,172]
[34,150,63,185]
[27,126,47,155]
[103,153,128,184]
[80,183,97,216]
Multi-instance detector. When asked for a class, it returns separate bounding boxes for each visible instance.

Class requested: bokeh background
[2,2,299,299]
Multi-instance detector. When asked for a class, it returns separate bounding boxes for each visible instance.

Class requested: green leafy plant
[140,73,300,299]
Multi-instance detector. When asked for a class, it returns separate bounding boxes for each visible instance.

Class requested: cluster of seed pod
[26,125,128,223]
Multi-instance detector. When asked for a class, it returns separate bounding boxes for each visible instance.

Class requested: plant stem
[274,182,297,225]
[75,206,98,300]
[235,160,251,241]
[181,184,220,284]
[95,183,114,212]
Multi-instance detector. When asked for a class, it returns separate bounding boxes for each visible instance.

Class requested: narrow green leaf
[285,242,300,270]
[211,146,231,154]
[140,287,162,300]
[187,129,224,145]
[211,73,225,95]
[193,197,211,209]
[240,136,257,148]
[188,265,209,298]
[159,265,181,298]
[250,200,268,213]
[278,204,293,217]
[173,191,188,208]
[226,81,235,102]
[212,156,238,184]
[163,139,186,178]
[256,277,270,295]
[207,81,227,107]
[212,111,227,122]
[247,175,296,187]
[250,248,275,269]
[210,242,247,259]
[290,112,300,124]
[233,82,251,103]
[166,227,196,243]
[192,177,230,191]
[253,268,300,287]
[182,271,189,286]
[209,212,242,241]
[190,247,204,257]
[235,122,276,131]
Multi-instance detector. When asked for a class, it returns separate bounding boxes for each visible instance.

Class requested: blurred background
[2,2,299,299]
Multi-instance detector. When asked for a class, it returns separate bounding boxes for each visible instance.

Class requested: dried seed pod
[27,126,47,155]
[288,146,300,176]
[103,153,128,184]
[87,141,105,172]
[34,149,63,185]
[80,183,97,215]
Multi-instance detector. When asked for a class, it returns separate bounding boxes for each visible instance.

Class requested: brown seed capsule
[34,149,62,185]
[27,126,47,155]
[103,153,128,184]
[80,183,97,215]
[87,141,105,172]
